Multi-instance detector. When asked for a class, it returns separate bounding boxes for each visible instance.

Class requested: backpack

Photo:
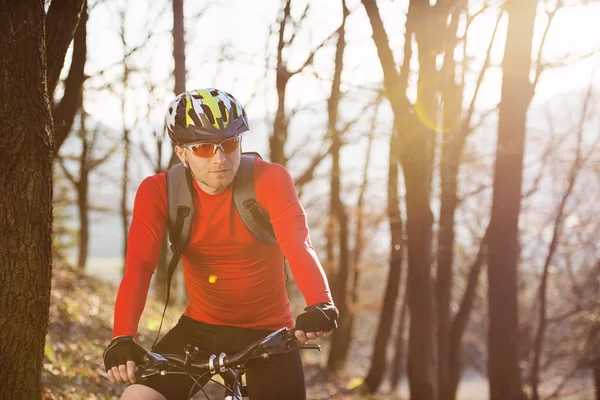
[152,153,280,349]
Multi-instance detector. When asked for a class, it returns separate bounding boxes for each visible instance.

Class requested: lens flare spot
[208,274,218,283]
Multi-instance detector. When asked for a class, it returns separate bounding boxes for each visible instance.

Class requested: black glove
[103,336,147,372]
[295,302,339,333]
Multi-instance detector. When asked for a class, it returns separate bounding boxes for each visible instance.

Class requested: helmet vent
[210,89,219,96]
[201,104,215,124]
[218,101,228,122]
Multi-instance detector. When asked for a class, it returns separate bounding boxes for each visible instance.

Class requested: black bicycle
[135,327,320,399]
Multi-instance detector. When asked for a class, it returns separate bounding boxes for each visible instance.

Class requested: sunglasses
[184,136,241,158]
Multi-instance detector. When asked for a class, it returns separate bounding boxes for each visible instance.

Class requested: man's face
[175,136,242,194]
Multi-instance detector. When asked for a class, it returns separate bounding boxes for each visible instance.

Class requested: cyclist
[103,88,338,400]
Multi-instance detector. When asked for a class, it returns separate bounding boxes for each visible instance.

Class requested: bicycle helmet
[166,88,249,144]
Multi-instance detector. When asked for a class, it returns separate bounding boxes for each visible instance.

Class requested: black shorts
[138,315,306,400]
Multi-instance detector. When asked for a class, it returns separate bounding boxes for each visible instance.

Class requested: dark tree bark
[53,1,87,156]
[487,1,537,399]
[0,0,79,397]
[325,0,350,374]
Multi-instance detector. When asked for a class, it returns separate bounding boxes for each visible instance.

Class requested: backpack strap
[233,155,277,245]
[152,163,195,350]
[167,163,195,253]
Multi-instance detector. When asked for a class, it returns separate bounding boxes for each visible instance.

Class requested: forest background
[1,0,600,399]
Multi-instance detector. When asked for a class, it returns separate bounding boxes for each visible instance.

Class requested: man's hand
[107,360,137,384]
[294,329,326,344]
[103,336,147,384]
[294,302,339,344]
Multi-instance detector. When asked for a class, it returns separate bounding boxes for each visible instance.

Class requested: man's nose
[212,147,227,162]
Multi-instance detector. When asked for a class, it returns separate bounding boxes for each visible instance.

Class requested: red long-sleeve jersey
[112,159,332,338]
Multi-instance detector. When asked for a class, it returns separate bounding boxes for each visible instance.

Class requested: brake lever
[138,369,161,379]
[297,344,321,351]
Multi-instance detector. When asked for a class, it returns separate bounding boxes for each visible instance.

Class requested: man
[103,88,338,399]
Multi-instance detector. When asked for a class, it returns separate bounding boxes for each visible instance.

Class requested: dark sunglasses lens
[221,137,240,153]
[191,144,214,158]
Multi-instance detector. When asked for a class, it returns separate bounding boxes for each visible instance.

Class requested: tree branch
[56,156,78,186]
[46,0,86,95]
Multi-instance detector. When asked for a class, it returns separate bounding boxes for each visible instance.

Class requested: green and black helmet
[165,88,249,144]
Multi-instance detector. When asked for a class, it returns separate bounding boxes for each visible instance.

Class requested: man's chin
[208,178,234,190]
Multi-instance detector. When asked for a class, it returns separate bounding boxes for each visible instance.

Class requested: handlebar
[136,327,320,380]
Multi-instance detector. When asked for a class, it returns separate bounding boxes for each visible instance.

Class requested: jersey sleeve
[112,172,168,338]
[254,161,333,307]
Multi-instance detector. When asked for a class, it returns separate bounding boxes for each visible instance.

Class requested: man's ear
[174,144,187,166]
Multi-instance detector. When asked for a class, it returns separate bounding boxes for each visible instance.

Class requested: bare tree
[57,106,117,270]
[437,5,504,399]
[363,121,405,392]
[487,0,538,398]
[269,0,337,166]
[391,279,409,392]
[361,0,441,397]
[118,5,133,272]
[167,0,187,168]
[326,0,351,374]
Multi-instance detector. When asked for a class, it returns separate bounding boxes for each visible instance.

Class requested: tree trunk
[269,0,292,167]
[487,1,537,399]
[121,127,130,273]
[436,7,465,399]
[447,231,488,400]
[120,17,132,273]
[77,125,89,270]
[347,128,374,379]
[364,126,404,392]
[391,281,409,392]
[530,125,583,400]
[168,0,187,167]
[402,2,438,398]
[594,360,600,400]
[173,0,186,96]
[326,0,350,373]
[0,1,55,397]
[360,1,437,397]
[53,1,87,156]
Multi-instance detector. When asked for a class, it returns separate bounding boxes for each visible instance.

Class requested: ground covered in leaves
[42,262,402,400]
